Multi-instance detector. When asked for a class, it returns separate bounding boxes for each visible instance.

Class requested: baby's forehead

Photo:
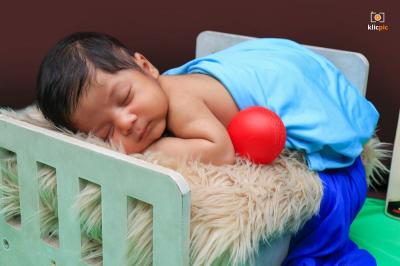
[86,68,109,87]
[84,67,142,95]
[86,68,114,90]
[82,68,133,101]
[77,68,109,105]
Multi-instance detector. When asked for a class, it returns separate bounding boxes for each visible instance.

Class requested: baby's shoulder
[165,73,211,102]
[166,76,206,114]
[165,73,238,128]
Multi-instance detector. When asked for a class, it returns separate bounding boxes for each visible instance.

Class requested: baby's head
[36,32,168,153]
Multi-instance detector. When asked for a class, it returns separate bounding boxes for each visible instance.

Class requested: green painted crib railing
[0,115,191,266]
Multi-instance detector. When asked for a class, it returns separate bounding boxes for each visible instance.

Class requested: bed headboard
[196,30,369,96]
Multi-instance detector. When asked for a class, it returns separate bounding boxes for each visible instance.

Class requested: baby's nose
[116,113,137,135]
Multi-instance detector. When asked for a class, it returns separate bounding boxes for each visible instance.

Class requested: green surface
[350,198,400,266]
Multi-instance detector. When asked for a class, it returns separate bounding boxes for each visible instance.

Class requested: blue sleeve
[163,38,379,171]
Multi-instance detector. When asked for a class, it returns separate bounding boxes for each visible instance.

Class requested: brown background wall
[0,0,398,182]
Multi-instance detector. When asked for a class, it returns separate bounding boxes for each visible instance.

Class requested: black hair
[36,32,141,131]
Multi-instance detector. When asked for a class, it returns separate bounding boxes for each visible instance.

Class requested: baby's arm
[147,136,235,165]
[145,96,235,165]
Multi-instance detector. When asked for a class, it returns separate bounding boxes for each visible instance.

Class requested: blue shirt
[163,38,379,171]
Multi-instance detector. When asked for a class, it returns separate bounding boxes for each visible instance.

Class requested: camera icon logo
[371,11,385,23]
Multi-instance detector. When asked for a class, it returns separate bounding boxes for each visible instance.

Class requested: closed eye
[122,88,132,105]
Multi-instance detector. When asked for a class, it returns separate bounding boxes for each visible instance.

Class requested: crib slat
[16,153,41,239]
[102,187,127,266]
[56,167,83,265]
[18,153,55,265]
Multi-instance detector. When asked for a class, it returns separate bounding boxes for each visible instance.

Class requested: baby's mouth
[138,122,149,141]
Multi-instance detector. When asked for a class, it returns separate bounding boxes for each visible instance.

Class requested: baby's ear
[133,52,159,78]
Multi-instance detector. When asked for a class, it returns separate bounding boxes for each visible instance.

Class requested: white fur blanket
[0,105,388,265]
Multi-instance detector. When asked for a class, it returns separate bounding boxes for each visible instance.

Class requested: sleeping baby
[36,32,379,265]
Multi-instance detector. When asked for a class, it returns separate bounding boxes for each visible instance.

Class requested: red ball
[228,106,286,164]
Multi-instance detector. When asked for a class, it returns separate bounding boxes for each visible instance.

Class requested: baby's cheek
[122,138,148,154]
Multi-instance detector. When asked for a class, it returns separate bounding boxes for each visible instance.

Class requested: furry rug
[0,105,389,266]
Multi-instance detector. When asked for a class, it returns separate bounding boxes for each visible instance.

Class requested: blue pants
[283,157,376,266]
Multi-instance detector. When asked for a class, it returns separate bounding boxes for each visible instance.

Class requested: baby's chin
[123,141,149,155]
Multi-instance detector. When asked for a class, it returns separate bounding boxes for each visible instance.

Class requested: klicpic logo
[368,11,389,31]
